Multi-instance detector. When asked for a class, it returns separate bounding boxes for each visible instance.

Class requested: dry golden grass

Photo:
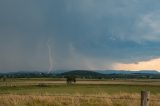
[0,93,160,106]
[1,79,160,106]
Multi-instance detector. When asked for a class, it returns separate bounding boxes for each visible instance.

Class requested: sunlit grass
[1,79,160,106]
[0,93,160,106]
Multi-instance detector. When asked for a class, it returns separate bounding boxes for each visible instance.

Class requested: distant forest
[0,70,160,79]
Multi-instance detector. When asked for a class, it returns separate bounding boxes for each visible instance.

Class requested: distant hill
[56,70,105,79]
[53,70,160,75]
[97,70,160,74]
[0,70,160,79]
[56,70,160,79]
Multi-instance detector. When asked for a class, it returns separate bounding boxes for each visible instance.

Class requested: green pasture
[0,84,160,95]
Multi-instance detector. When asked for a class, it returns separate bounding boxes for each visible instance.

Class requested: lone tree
[66,75,76,84]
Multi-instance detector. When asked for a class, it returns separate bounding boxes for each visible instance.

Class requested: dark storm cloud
[0,0,160,71]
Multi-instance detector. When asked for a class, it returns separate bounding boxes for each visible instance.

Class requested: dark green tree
[66,75,76,84]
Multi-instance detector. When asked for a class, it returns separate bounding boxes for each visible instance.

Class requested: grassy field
[1,84,160,95]
[0,78,160,106]
[0,94,141,106]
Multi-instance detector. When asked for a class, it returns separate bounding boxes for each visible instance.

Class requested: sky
[1,0,160,72]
